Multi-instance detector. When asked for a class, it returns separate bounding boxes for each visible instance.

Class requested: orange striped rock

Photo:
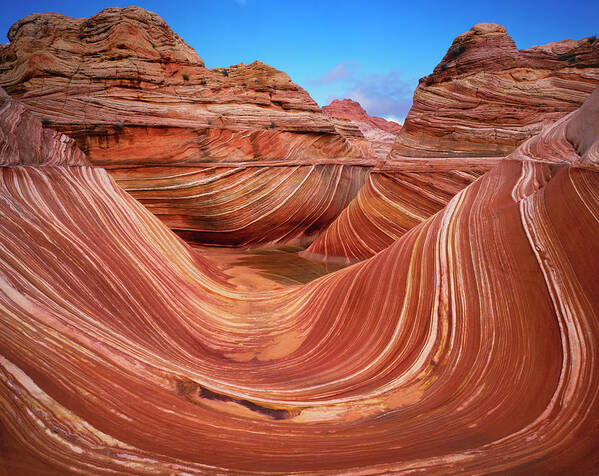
[303,158,495,263]
[307,25,599,263]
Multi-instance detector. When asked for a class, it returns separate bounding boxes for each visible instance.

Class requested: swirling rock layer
[1,79,599,474]
[307,27,599,263]
[0,89,88,167]
[390,22,599,158]
[112,163,370,246]
[0,7,374,246]
[303,158,494,263]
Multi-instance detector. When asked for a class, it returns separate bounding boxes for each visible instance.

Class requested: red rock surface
[390,23,599,159]
[114,163,370,247]
[323,98,402,134]
[1,88,599,474]
[303,158,494,263]
[323,98,401,159]
[0,89,88,166]
[0,7,374,246]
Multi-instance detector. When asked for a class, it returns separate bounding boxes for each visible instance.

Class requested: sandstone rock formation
[390,23,599,159]
[323,98,402,134]
[1,87,599,474]
[0,89,87,166]
[323,98,401,159]
[0,7,374,246]
[303,158,494,263]
[4,13,596,254]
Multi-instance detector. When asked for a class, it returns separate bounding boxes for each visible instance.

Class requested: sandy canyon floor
[195,246,347,291]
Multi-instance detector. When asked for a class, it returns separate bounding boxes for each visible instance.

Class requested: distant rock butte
[390,22,599,159]
[323,99,402,134]
[323,98,402,158]
[0,7,376,246]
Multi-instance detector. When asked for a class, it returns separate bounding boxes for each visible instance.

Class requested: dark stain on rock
[175,378,297,420]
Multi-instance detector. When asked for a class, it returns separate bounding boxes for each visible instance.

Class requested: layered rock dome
[390,22,599,159]
[306,24,599,262]
[0,7,375,247]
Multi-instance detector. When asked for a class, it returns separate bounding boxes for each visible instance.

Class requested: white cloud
[384,115,403,125]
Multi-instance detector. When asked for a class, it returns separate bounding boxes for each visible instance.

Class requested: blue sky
[2,0,598,123]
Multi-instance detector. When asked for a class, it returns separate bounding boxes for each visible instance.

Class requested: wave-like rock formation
[1,73,599,474]
[323,98,401,159]
[303,158,495,263]
[0,7,374,246]
[390,22,599,159]
[113,163,369,246]
[0,89,87,166]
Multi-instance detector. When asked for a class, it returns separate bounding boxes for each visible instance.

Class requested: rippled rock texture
[1,71,599,474]
[0,6,374,246]
[303,158,495,263]
[390,22,599,159]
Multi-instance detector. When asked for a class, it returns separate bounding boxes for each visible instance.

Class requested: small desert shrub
[208,120,213,125]
[114,121,124,130]
[557,54,570,61]
[241,82,247,87]
[222,70,229,77]
[269,121,276,129]
[41,118,52,126]
[450,44,466,57]
[589,35,597,44]
[439,62,448,71]
[182,73,190,81]
[199,79,207,85]
[568,56,577,64]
